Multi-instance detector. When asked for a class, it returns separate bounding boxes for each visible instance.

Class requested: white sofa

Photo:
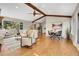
[20,30,38,47]
[2,37,21,52]
[0,29,21,51]
[0,29,6,44]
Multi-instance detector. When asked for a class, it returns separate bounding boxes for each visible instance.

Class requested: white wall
[71,4,79,50]
[46,16,71,38]
[34,17,46,33]
[41,21,46,34]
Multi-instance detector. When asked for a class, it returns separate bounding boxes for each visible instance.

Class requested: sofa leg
[23,45,32,49]
[27,45,32,49]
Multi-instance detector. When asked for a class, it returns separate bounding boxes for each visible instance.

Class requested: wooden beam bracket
[32,15,45,23]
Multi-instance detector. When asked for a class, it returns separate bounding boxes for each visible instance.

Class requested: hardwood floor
[0,35,79,56]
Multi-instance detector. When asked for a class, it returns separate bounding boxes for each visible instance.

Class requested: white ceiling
[0,3,78,22]
[0,3,43,21]
[32,3,77,16]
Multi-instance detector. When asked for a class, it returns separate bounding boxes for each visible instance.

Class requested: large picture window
[3,21,16,29]
[3,21,23,30]
[20,22,23,30]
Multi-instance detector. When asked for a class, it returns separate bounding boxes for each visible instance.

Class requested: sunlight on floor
[33,53,39,56]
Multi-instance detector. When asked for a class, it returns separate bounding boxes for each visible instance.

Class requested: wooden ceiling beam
[32,14,72,23]
[25,3,72,23]
[32,15,45,23]
[46,15,72,18]
[25,3,46,16]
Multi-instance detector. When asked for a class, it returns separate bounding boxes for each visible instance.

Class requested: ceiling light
[16,6,19,8]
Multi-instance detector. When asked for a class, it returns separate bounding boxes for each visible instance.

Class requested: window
[20,22,23,30]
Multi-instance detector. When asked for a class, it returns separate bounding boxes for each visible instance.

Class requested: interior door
[38,23,42,36]
[77,14,79,44]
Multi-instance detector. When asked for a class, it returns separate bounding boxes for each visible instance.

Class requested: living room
[0,3,79,56]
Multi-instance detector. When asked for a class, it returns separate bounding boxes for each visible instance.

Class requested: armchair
[20,30,38,47]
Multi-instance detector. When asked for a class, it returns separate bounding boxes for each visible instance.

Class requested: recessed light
[16,6,19,8]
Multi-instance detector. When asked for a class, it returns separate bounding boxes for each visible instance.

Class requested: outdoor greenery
[4,21,16,29]
[3,21,23,30]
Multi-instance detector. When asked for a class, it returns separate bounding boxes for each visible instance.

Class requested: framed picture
[52,23,62,32]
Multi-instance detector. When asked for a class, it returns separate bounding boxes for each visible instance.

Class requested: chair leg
[58,36,62,40]
[57,36,60,40]
[50,36,53,40]
[0,44,2,52]
[59,37,60,40]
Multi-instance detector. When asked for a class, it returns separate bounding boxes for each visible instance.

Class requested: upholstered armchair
[20,30,38,47]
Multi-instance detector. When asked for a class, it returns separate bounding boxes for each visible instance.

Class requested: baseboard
[71,39,79,52]
[75,44,79,52]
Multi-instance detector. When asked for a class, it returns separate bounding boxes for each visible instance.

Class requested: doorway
[38,23,42,36]
[77,14,79,44]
